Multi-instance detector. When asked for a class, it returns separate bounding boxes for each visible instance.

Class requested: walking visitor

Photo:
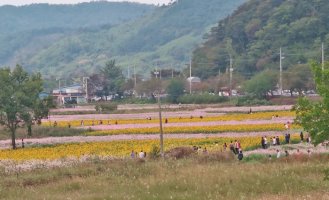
[264,136,268,149]
[276,136,280,145]
[139,150,145,158]
[261,137,265,149]
[130,150,136,159]
[300,131,304,142]
[238,150,244,161]
[276,150,281,158]
[272,137,276,146]
[223,143,227,151]
[234,140,239,154]
[229,141,235,153]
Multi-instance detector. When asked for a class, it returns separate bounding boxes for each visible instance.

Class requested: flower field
[42,111,295,127]
[0,135,299,161]
[87,123,300,136]
[0,108,302,162]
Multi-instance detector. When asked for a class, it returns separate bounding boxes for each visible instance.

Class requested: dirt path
[51,104,293,113]
[244,143,329,156]
[48,105,293,121]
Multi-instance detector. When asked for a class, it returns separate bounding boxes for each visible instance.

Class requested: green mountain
[193,0,329,80]
[0,0,245,78]
[0,2,154,73]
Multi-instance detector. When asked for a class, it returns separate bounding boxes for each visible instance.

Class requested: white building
[52,84,87,104]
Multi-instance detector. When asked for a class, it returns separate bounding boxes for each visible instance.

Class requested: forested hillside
[0,2,153,34]
[0,2,154,74]
[193,0,329,80]
[0,0,245,78]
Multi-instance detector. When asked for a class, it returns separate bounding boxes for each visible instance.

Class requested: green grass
[0,154,328,199]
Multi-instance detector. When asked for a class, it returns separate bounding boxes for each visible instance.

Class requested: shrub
[235,95,272,106]
[165,147,195,159]
[177,94,228,104]
[149,145,161,159]
[116,97,156,104]
[95,103,118,112]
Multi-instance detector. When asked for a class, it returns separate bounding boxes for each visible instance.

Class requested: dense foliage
[0,0,245,78]
[0,2,154,73]
[294,62,329,145]
[0,65,45,149]
[193,0,329,82]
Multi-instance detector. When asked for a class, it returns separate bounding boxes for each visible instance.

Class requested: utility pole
[57,78,62,105]
[229,55,233,96]
[171,64,174,79]
[134,65,137,89]
[280,47,282,93]
[189,58,192,94]
[322,43,325,71]
[157,92,164,157]
[128,66,130,79]
[218,68,221,93]
[83,77,89,102]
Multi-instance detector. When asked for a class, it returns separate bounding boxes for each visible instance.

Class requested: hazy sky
[0,0,172,6]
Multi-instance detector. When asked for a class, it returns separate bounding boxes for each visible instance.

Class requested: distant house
[52,84,87,104]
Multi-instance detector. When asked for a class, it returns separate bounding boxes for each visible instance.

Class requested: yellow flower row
[0,135,298,161]
[87,124,300,136]
[43,111,295,127]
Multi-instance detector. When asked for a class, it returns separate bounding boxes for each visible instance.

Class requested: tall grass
[0,154,328,200]
[0,126,88,140]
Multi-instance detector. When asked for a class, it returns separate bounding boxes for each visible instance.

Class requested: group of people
[130,150,147,159]
[79,120,119,127]
[274,148,312,159]
[192,146,208,154]
[228,140,242,155]
[300,131,312,144]
[227,140,243,160]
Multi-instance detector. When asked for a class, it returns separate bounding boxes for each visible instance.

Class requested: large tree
[100,60,125,98]
[283,64,314,96]
[166,78,185,103]
[294,62,329,145]
[244,70,278,99]
[0,65,44,149]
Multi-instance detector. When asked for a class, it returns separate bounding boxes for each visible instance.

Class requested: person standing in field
[130,150,136,159]
[229,141,235,153]
[80,120,84,126]
[264,136,268,149]
[285,133,289,144]
[272,137,276,146]
[276,149,281,158]
[139,150,145,158]
[300,131,304,142]
[237,140,241,151]
[261,137,265,149]
[276,136,280,146]
[223,143,227,151]
[238,150,244,161]
[234,140,239,154]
